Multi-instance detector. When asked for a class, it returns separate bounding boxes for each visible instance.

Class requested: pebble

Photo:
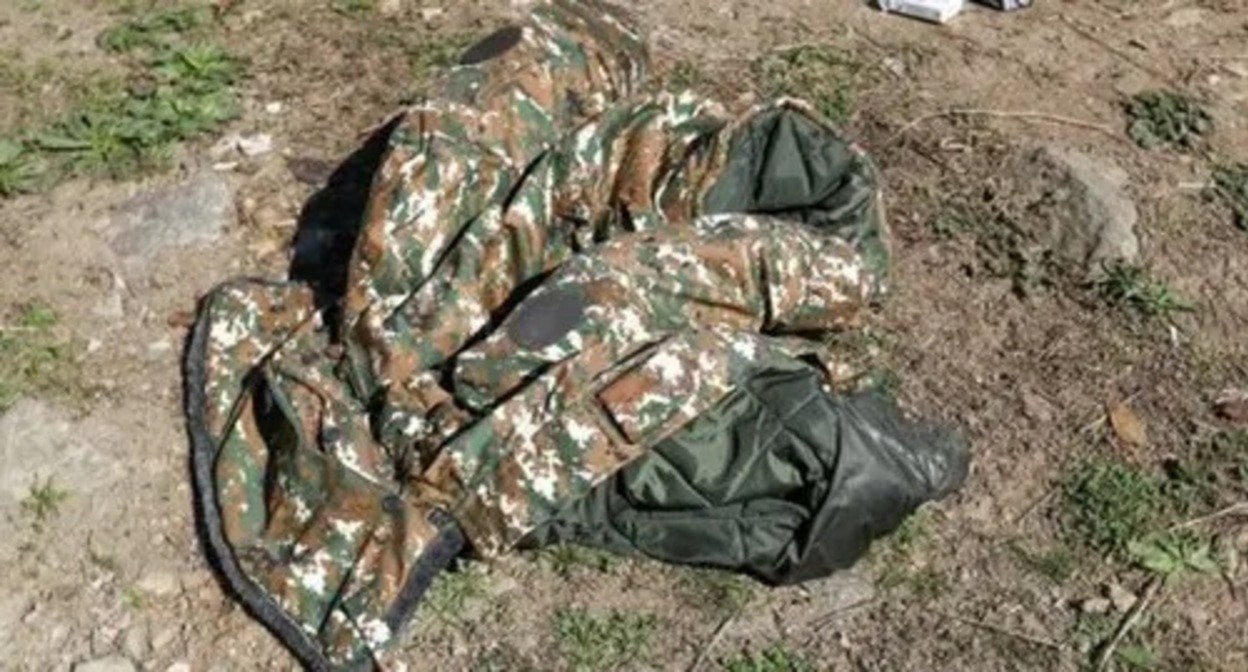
[137,572,180,597]
[121,625,147,660]
[165,663,191,672]
[265,102,284,115]
[73,656,136,672]
[150,624,182,651]
[1079,597,1111,615]
[1021,391,1056,424]
[237,133,274,158]
[1108,583,1137,613]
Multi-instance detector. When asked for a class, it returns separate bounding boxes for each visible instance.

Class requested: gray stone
[121,625,147,660]
[108,173,234,261]
[1043,147,1140,278]
[806,565,877,614]
[137,571,180,597]
[150,624,182,651]
[74,656,135,672]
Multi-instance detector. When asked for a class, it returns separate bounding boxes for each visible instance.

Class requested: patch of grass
[97,5,212,53]
[1165,430,1248,513]
[753,45,864,126]
[20,475,70,531]
[537,543,620,578]
[1094,262,1191,319]
[553,608,657,672]
[1128,531,1223,579]
[121,584,145,610]
[0,140,40,197]
[421,563,487,626]
[0,303,79,410]
[1007,541,1076,584]
[678,568,756,616]
[1062,459,1167,558]
[722,644,815,672]
[1,5,242,195]
[1125,91,1212,150]
[1212,161,1248,230]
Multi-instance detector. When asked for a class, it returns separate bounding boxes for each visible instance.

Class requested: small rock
[265,101,284,115]
[419,7,445,21]
[74,657,136,672]
[147,339,173,356]
[1079,597,1111,615]
[109,174,234,262]
[237,133,274,158]
[122,625,148,660]
[804,565,876,614]
[150,624,182,651]
[87,339,103,354]
[137,572,180,597]
[1108,583,1137,613]
[377,0,403,16]
[1215,389,1248,424]
[165,663,191,672]
[1164,8,1205,28]
[92,292,124,320]
[1041,147,1139,279]
[1021,391,1056,424]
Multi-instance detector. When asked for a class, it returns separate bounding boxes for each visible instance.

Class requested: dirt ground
[2,0,1247,671]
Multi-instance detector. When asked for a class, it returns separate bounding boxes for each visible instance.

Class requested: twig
[1060,16,1183,92]
[885,109,1125,147]
[937,610,1066,652]
[1168,502,1248,532]
[687,606,743,672]
[1094,576,1164,672]
[809,596,875,630]
[1014,487,1058,524]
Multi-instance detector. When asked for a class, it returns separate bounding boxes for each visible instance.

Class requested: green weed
[421,563,487,626]
[1094,262,1191,319]
[678,568,756,616]
[537,543,620,578]
[1062,459,1167,558]
[0,140,39,196]
[2,6,242,194]
[1165,430,1248,513]
[20,475,69,530]
[553,608,657,672]
[121,584,145,609]
[1212,161,1248,230]
[754,45,864,125]
[1125,91,1212,150]
[1128,531,1223,579]
[723,644,815,672]
[97,5,212,53]
[0,303,79,410]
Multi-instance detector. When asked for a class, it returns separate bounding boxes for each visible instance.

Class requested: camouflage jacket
[184,2,942,670]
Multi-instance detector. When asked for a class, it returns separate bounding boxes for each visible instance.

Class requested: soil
[1,1,1246,671]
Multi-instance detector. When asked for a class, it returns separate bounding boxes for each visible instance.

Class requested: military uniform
[186,1,962,669]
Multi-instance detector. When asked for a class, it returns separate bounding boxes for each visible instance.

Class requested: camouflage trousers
[188,0,886,667]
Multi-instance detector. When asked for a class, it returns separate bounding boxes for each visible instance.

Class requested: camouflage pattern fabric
[186,1,888,669]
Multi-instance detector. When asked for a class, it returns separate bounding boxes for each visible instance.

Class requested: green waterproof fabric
[703,105,891,292]
[526,366,969,585]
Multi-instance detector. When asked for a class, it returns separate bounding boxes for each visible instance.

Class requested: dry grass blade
[1093,576,1164,672]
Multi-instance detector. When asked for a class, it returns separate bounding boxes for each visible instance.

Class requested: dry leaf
[1109,401,1148,446]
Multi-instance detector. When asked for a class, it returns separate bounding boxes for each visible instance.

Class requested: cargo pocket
[590,332,739,447]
